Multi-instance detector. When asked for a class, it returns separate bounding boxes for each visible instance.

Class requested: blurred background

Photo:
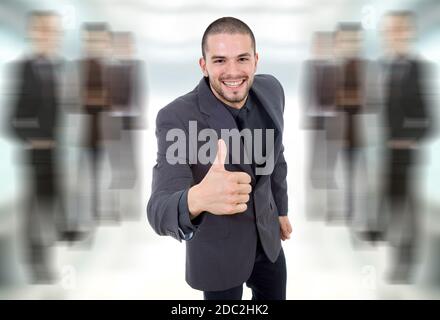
[0,0,439,299]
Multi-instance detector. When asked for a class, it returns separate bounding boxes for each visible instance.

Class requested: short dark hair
[201,17,256,58]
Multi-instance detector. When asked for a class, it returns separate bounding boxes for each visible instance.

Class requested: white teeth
[223,80,243,87]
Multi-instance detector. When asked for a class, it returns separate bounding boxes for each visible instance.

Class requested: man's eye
[213,60,224,64]
[239,58,249,62]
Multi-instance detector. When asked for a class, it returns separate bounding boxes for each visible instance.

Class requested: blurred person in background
[77,23,114,223]
[301,32,337,221]
[8,11,66,283]
[374,11,434,283]
[330,23,370,226]
[107,31,146,220]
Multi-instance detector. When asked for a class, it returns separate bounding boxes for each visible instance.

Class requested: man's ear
[254,52,259,71]
[199,57,208,77]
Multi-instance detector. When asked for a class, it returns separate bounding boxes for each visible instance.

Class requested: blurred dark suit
[107,59,145,219]
[109,59,144,130]
[378,57,433,274]
[384,59,431,142]
[9,56,65,280]
[303,60,337,131]
[302,60,337,219]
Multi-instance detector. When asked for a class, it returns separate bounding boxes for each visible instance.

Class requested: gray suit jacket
[147,74,288,291]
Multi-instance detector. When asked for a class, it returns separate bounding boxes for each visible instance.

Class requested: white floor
[2,203,439,299]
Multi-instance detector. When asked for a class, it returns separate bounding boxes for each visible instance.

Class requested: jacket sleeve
[147,105,197,242]
[270,79,288,216]
[271,145,288,216]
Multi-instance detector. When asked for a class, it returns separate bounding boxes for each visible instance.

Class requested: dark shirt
[221,92,276,178]
[177,89,276,239]
[339,58,363,149]
[83,58,107,148]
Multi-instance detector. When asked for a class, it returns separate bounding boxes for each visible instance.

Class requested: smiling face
[199,33,258,109]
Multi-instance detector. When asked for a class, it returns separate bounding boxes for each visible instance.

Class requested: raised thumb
[212,139,227,170]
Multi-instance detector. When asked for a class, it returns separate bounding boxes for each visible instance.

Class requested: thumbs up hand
[188,139,252,218]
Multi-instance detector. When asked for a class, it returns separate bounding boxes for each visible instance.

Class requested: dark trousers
[107,126,140,220]
[344,146,359,222]
[108,127,138,189]
[24,149,65,270]
[378,148,419,267]
[203,239,287,300]
[84,145,102,220]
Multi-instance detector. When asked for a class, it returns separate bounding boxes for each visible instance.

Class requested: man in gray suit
[147,17,292,300]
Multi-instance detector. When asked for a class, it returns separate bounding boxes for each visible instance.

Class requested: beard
[208,75,254,106]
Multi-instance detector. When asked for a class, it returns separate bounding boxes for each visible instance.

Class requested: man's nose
[224,60,241,77]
